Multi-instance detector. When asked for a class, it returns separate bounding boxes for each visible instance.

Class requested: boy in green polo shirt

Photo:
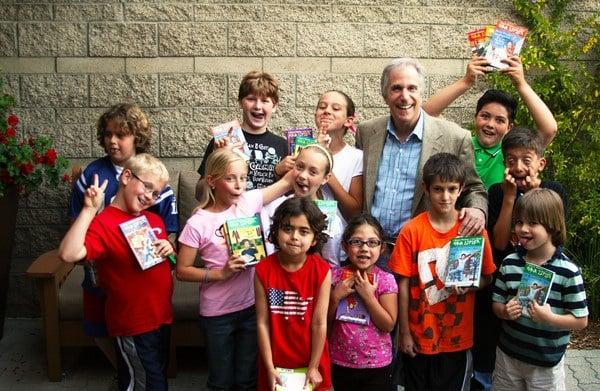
[424,55,557,190]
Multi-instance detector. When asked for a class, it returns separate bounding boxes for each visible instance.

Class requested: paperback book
[119,215,164,270]
[314,199,338,237]
[292,136,317,156]
[467,25,494,56]
[284,127,313,155]
[275,367,312,391]
[211,120,250,159]
[484,20,529,69]
[516,262,555,318]
[224,215,266,266]
[444,236,484,288]
[335,268,376,326]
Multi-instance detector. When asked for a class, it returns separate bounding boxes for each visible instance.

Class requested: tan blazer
[356,112,487,219]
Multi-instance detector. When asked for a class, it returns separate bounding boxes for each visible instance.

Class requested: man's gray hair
[380,58,427,97]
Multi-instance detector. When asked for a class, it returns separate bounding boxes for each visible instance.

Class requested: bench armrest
[26,249,74,283]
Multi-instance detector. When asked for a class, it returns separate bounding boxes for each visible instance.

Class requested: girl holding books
[261,143,344,266]
[255,197,332,391]
[176,149,293,390]
[328,214,398,390]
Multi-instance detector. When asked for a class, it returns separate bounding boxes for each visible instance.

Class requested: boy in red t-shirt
[388,153,496,391]
[59,154,175,391]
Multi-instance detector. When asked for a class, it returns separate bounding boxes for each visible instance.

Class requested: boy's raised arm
[423,56,490,117]
[500,56,557,146]
[59,175,108,263]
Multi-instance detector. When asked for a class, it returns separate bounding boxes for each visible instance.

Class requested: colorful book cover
[119,215,164,270]
[335,268,375,326]
[444,236,484,288]
[224,215,266,266]
[314,199,338,236]
[292,136,317,156]
[284,128,313,155]
[211,119,250,159]
[275,367,312,391]
[516,262,555,318]
[467,25,494,56]
[485,20,528,69]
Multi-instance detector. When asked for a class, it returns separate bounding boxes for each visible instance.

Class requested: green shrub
[489,0,600,317]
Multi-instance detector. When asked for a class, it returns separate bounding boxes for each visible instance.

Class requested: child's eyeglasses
[130,172,161,200]
[347,239,382,248]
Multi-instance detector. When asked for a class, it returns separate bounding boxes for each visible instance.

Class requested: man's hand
[499,56,526,88]
[458,207,485,236]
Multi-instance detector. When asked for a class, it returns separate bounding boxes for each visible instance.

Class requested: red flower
[43,149,57,166]
[19,163,34,175]
[62,174,71,183]
[0,169,13,184]
[7,114,19,127]
[5,127,16,137]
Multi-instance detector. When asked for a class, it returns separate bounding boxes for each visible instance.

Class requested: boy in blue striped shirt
[492,188,588,390]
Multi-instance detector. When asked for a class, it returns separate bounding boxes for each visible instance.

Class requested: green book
[516,262,555,318]
[224,215,266,266]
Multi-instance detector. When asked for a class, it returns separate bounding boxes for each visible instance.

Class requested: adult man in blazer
[356,58,487,254]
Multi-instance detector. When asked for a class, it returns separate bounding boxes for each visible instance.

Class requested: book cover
[485,20,528,69]
[292,136,317,156]
[119,215,164,270]
[335,268,375,326]
[275,367,312,391]
[211,120,250,158]
[224,215,266,266]
[444,236,484,288]
[314,199,338,237]
[284,128,313,155]
[516,262,555,318]
[467,25,494,56]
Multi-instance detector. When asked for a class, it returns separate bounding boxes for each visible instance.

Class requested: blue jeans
[199,306,257,391]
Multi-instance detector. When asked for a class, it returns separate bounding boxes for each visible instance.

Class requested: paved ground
[0,318,599,390]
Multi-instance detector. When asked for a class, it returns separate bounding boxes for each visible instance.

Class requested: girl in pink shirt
[176,149,292,390]
[328,214,399,390]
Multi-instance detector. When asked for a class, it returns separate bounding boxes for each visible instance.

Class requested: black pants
[331,362,393,391]
[403,350,472,391]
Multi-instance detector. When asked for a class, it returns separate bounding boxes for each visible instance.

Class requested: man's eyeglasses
[346,239,382,248]
[130,172,161,200]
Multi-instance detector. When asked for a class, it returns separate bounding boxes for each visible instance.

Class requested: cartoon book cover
[224,215,266,266]
[516,262,555,318]
[275,367,312,391]
[211,119,250,159]
[119,215,164,270]
[467,25,494,56]
[284,128,313,155]
[314,199,338,237]
[485,20,528,69]
[292,136,317,156]
[444,236,484,288]
[335,268,376,326]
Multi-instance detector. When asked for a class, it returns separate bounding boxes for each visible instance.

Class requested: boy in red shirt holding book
[388,153,496,391]
[59,154,175,391]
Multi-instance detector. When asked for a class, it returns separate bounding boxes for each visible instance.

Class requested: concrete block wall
[1,0,596,316]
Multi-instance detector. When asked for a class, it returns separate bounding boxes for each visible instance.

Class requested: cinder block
[19,23,87,56]
[146,107,194,125]
[1,74,20,106]
[160,123,214,157]
[57,58,125,74]
[126,57,194,74]
[356,107,391,123]
[90,23,157,57]
[264,57,330,73]
[0,5,17,21]
[54,4,123,22]
[332,5,398,23]
[268,107,315,132]
[296,74,362,106]
[194,4,262,22]
[464,8,518,26]
[17,207,67,227]
[125,3,193,22]
[159,23,226,56]
[400,7,464,24]
[159,74,226,107]
[264,5,332,22]
[194,57,262,74]
[364,24,429,58]
[0,57,55,73]
[90,74,158,108]
[0,23,17,56]
[21,74,88,107]
[332,58,391,74]
[17,4,52,21]
[193,107,240,125]
[430,25,471,59]
[56,108,105,125]
[229,23,295,56]
[363,73,385,108]
[14,108,55,125]
[297,24,363,57]
[162,158,197,176]
[428,0,500,6]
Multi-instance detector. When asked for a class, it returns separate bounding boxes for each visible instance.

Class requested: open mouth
[481,128,495,137]
[295,181,310,194]
[250,112,265,121]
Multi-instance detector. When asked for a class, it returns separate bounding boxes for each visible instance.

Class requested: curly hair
[97,102,152,154]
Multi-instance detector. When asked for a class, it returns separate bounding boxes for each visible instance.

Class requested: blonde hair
[196,149,247,209]
[297,144,334,199]
[124,153,169,183]
[513,188,567,246]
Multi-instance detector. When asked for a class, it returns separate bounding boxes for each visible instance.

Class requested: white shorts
[492,347,565,391]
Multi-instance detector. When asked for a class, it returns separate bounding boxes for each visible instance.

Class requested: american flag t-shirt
[267,288,313,319]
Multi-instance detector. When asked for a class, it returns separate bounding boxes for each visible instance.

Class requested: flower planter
[0,185,18,340]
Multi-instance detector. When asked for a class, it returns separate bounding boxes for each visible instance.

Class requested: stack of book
[467,20,529,69]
